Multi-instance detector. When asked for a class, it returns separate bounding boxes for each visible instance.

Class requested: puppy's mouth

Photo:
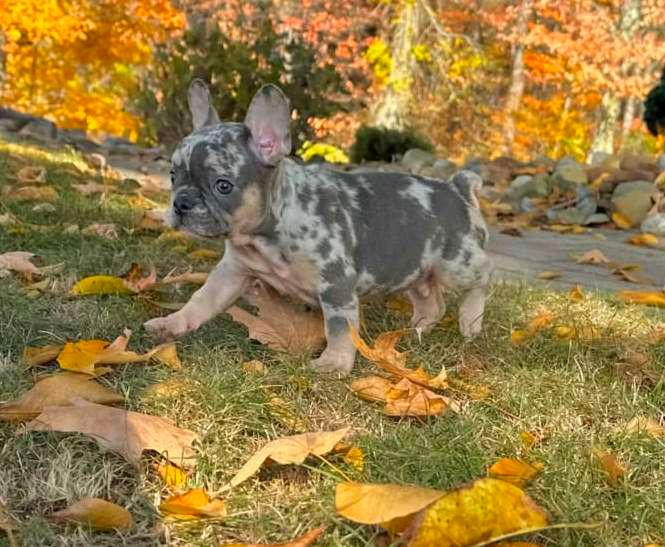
[168,208,228,238]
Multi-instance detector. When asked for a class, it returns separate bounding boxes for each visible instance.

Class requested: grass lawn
[1,138,664,546]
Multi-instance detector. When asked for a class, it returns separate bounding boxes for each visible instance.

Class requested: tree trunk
[501,0,531,155]
[621,96,636,140]
[371,0,423,130]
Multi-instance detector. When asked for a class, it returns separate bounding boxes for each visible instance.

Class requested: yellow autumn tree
[0,0,184,140]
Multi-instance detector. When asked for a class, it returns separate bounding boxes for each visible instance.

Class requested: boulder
[587,150,618,168]
[619,153,657,176]
[18,118,58,141]
[507,174,551,201]
[420,159,458,180]
[575,185,598,218]
[551,156,587,190]
[401,149,436,174]
[0,119,21,132]
[583,213,610,225]
[640,213,665,236]
[611,180,656,227]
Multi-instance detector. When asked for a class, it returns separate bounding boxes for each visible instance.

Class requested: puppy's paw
[310,350,354,376]
[144,312,198,340]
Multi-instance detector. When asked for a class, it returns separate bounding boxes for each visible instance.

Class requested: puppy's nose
[173,193,195,215]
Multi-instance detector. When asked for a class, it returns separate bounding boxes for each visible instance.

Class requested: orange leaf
[575,249,610,265]
[612,211,634,229]
[50,498,133,530]
[626,233,660,248]
[220,526,326,547]
[159,488,226,520]
[488,458,543,487]
[569,285,584,302]
[618,291,665,308]
[593,450,625,486]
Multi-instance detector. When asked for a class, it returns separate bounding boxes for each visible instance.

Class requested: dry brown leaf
[16,165,47,184]
[227,285,325,354]
[626,233,660,248]
[405,478,548,547]
[137,209,167,231]
[613,350,662,387]
[612,211,634,229]
[22,344,62,367]
[384,378,451,417]
[0,372,124,421]
[157,463,188,489]
[230,428,350,487]
[220,526,326,547]
[536,271,561,280]
[12,185,58,202]
[593,449,625,486]
[242,360,267,375]
[622,416,665,438]
[151,343,182,370]
[335,481,445,533]
[569,285,584,302]
[159,270,209,286]
[50,498,133,530]
[575,249,610,265]
[611,266,653,285]
[0,251,40,275]
[350,375,394,402]
[81,223,119,240]
[25,398,198,467]
[488,458,543,487]
[122,263,158,292]
[159,488,226,520]
[617,290,665,308]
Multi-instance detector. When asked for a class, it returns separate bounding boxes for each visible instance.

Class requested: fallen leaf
[230,428,350,487]
[242,360,267,375]
[157,463,188,489]
[227,285,325,354]
[188,248,221,260]
[50,498,133,530]
[159,270,209,286]
[267,397,310,432]
[70,275,134,296]
[593,450,625,486]
[626,233,660,248]
[16,165,46,184]
[22,344,63,367]
[569,285,584,302]
[350,375,393,402]
[553,325,575,339]
[151,343,182,370]
[335,481,445,533]
[611,266,652,285]
[12,185,58,202]
[137,209,167,231]
[406,478,548,547]
[220,526,326,547]
[343,447,365,472]
[527,309,555,334]
[510,330,529,345]
[384,378,451,417]
[0,372,124,421]
[72,182,108,195]
[622,416,665,438]
[159,488,226,520]
[25,399,198,467]
[575,249,610,265]
[612,211,634,229]
[0,251,40,275]
[122,263,158,292]
[488,458,543,487]
[536,271,561,280]
[617,290,665,308]
[81,223,119,240]
[520,431,538,450]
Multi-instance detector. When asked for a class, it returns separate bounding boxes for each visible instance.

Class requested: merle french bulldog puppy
[144,80,492,374]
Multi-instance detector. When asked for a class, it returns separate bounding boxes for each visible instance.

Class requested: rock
[0,119,21,132]
[575,185,597,217]
[611,181,656,227]
[587,150,618,168]
[32,203,56,213]
[84,153,107,171]
[594,168,657,194]
[420,159,457,180]
[18,118,58,141]
[58,129,101,152]
[657,154,665,174]
[401,148,436,173]
[641,213,665,236]
[519,197,537,212]
[555,207,589,225]
[507,175,533,201]
[583,213,610,225]
[552,156,587,190]
[619,153,657,176]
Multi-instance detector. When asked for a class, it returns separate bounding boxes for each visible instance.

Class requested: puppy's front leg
[144,246,249,339]
[311,285,359,375]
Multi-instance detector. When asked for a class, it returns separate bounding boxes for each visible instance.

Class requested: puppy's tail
[449,170,483,209]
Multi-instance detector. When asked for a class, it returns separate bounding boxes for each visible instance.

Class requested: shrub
[350,125,435,163]
[133,15,346,147]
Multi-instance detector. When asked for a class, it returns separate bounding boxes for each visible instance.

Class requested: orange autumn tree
[0,0,184,140]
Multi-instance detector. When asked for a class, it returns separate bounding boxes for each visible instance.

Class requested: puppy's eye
[169,169,175,184]
[214,178,234,195]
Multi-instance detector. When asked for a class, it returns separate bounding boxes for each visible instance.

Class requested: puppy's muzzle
[173,191,196,216]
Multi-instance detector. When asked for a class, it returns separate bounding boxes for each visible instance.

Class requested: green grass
[1,138,665,546]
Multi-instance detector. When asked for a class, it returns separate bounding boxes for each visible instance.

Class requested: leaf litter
[49,498,133,530]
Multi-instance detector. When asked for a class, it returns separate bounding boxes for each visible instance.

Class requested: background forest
[2,0,665,162]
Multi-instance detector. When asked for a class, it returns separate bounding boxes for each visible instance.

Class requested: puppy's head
[167,80,292,237]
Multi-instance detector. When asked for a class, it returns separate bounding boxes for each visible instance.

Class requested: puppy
[144,80,492,374]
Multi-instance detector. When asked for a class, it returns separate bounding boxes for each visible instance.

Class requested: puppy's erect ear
[244,84,291,166]
[188,79,220,131]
